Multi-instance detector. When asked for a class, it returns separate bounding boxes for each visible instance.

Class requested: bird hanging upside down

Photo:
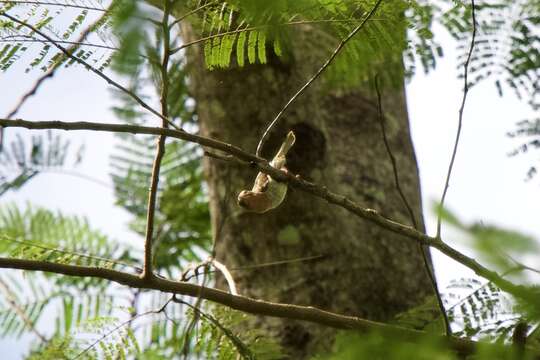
[237,131,296,213]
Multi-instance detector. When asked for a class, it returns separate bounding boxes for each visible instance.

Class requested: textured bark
[181,24,432,359]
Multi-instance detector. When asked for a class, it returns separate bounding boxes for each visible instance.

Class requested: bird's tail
[276,131,296,158]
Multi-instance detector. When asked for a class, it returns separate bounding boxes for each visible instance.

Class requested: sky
[0,14,539,360]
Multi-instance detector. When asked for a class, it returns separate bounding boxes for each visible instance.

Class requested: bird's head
[237,190,271,213]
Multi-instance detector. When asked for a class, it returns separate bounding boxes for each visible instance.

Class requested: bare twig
[374,75,451,336]
[183,254,326,282]
[181,268,208,359]
[0,118,533,299]
[0,277,47,342]
[0,257,538,358]
[436,0,477,237]
[0,11,180,130]
[255,0,383,157]
[142,0,173,280]
[170,0,216,28]
[73,297,174,359]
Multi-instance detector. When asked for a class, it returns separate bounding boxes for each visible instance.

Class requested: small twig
[255,0,383,157]
[0,11,180,131]
[180,267,209,359]
[73,297,173,359]
[183,254,326,281]
[0,277,47,342]
[204,150,236,162]
[170,0,216,28]
[374,76,451,335]
[142,0,173,280]
[436,0,477,237]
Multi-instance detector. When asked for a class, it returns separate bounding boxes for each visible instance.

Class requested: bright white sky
[0,18,539,360]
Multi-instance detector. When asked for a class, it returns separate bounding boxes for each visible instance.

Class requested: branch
[436,0,477,237]
[0,118,532,303]
[255,0,383,157]
[0,276,47,342]
[0,257,537,358]
[142,0,173,280]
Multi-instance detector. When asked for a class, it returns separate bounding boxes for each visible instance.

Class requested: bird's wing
[252,172,270,192]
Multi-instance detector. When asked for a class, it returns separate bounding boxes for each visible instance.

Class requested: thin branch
[255,0,383,157]
[0,277,47,342]
[0,257,537,358]
[73,297,173,359]
[0,11,180,131]
[183,254,326,282]
[234,254,326,271]
[0,118,533,300]
[374,75,451,336]
[436,0,477,237]
[181,267,208,359]
[170,0,216,28]
[142,0,173,280]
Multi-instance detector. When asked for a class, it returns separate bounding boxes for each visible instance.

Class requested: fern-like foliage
[0,130,76,196]
[445,278,519,340]
[0,0,118,72]
[0,204,139,355]
[26,315,141,359]
[441,0,540,108]
[0,203,135,273]
[508,118,540,180]
[183,0,441,87]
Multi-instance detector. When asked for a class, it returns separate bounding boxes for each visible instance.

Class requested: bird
[237,131,296,213]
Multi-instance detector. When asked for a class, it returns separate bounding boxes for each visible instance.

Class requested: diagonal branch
[0,257,538,358]
[255,0,383,157]
[0,276,47,342]
[0,118,532,302]
[436,0,477,237]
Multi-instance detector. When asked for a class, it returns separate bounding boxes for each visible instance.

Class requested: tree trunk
[181,23,432,359]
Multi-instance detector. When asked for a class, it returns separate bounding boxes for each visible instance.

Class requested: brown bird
[237,131,296,213]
